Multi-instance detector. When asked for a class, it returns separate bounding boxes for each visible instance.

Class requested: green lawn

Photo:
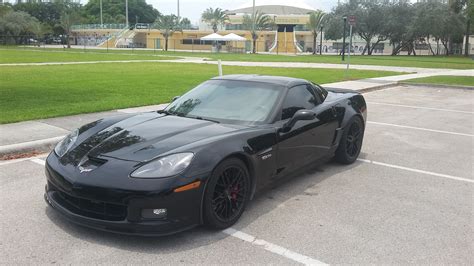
[403,76,474,87]
[2,47,473,69]
[0,62,401,124]
[0,48,176,63]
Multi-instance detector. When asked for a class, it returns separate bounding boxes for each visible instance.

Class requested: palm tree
[243,11,274,53]
[201,7,228,33]
[154,15,181,51]
[449,0,473,56]
[306,11,326,55]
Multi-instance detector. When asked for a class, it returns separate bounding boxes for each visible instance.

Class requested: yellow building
[72,1,324,54]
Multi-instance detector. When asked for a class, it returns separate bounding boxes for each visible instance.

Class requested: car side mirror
[171,96,180,102]
[281,109,317,133]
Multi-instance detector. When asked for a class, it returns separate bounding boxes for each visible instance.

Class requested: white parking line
[223,228,327,265]
[0,154,48,166]
[25,157,325,264]
[357,158,473,184]
[367,102,474,114]
[30,158,46,166]
[368,121,474,137]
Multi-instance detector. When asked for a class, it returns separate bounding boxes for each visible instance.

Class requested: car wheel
[203,158,250,229]
[335,116,364,164]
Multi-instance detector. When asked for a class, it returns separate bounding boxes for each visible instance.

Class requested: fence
[1,35,472,56]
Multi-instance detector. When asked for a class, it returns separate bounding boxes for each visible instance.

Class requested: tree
[0,10,42,44]
[58,3,82,48]
[83,0,161,24]
[242,11,274,53]
[201,7,228,33]
[384,2,416,55]
[306,10,325,55]
[432,7,465,55]
[153,14,181,51]
[449,0,473,56]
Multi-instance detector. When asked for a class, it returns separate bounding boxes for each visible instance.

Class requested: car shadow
[44,154,367,254]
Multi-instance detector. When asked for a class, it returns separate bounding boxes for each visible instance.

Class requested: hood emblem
[78,166,94,173]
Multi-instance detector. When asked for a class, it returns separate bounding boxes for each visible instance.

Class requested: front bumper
[44,154,209,236]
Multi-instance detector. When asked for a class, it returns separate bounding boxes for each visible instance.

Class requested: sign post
[346,15,356,78]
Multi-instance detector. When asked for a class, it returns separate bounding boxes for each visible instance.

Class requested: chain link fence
[1,35,471,56]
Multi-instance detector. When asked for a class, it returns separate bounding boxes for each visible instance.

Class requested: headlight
[131,153,194,179]
[54,129,79,157]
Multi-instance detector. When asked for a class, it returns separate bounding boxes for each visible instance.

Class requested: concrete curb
[399,82,474,90]
[358,82,399,93]
[0,136,65,157]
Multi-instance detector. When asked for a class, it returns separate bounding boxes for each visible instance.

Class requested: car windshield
[165,80,283,125]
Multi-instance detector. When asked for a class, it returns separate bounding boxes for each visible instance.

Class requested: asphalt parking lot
[1,85,472,264]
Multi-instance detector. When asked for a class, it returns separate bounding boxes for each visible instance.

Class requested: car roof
[211,74,310,88]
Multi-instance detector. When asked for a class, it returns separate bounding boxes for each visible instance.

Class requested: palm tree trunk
[66,32,71,48]
[165,38,168,51]
[253,38,256,53]
[312,33,316,55]
[464,19,470,57]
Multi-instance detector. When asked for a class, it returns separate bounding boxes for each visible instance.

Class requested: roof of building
[228,1,316,15]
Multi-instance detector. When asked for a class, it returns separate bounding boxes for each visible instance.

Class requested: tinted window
[311,83,328,102]
[281,85,318,120]
[165,80,283,125]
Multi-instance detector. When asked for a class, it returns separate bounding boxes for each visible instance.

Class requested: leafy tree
[242,11,274,53]
[306,10,326,55]
[13,2,65,35]
[58,3,82,48]
[153,14,182,51]
[180,17,193,29]
[201,7,228,33]
[432,7,465,55]
[449,0,473,56]
[83,0,160,24]
[0,10,42,44]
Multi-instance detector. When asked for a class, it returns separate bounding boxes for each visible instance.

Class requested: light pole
[125,0,129,27]
[100,0,103,27]
[342,16,347,61]
[177,0,180,21]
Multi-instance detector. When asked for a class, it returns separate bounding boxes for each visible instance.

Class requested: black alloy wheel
[335,116,364,164]
[204,158,250,229]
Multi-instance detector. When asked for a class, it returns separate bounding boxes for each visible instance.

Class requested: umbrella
[222,33,247,41]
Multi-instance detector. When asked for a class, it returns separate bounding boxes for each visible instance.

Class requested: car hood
[65,112,246,164]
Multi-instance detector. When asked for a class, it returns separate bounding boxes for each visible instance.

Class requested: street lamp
[125,0,129,28]
[342,16,347,61]
[100,0,103,27]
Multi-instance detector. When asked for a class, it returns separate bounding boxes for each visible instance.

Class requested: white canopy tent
[222,33,247,41]
[200,33,225,41]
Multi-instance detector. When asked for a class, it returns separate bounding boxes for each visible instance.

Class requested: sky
[4,0,340,24]
[147,0,339,24]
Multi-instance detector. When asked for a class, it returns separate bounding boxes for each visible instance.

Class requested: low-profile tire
[335,116,364,164]
[203,158,251,229]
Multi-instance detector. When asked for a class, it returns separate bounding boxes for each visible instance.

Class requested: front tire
[335,116,364,164]
[203,158,250,229]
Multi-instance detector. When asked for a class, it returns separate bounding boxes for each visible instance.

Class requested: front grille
[52,190,127,221]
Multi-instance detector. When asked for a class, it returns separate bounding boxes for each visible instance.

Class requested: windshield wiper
[157,110,173,115]
[188,115,220,124]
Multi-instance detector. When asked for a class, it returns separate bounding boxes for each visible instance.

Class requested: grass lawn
[0,48,176,63]
[2,47,473,69]
[0,62,401,124]
[403,76,474,87]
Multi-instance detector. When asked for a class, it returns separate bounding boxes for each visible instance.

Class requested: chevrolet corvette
[44,75,367,236]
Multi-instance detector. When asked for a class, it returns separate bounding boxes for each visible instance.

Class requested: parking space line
[223,228,327,265]
[30,158,46,166]
[357,158,473,184]
[367,102,474,114]
[0,154,48,166]
[367,121,474,137]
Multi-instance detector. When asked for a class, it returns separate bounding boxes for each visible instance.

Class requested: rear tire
[203,158,250,229]
[335,116,364,164]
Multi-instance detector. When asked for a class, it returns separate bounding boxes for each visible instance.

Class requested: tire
[335,116,364,164]
[203,158,251,229]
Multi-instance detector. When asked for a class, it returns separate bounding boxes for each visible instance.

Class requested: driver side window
[281,85,318,120]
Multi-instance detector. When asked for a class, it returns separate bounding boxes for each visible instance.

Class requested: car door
[275,84,338,177]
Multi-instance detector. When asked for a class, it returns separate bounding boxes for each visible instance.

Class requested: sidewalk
[0,69,472,158]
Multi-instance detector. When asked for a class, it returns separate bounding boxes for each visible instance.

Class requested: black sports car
[44,75,367,236]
